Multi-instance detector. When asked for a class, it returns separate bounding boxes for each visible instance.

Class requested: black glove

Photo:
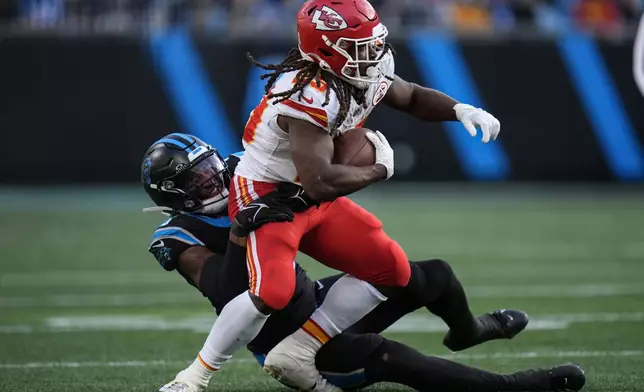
[230,183,318,237]
[273,182,320,213]
[231,194,294,237]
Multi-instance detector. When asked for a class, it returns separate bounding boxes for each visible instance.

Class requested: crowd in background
[0,0,642,37]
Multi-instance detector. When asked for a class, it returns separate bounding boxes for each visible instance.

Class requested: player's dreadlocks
[246,44,395,133]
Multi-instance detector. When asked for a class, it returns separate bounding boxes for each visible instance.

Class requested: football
[332,127,376,166]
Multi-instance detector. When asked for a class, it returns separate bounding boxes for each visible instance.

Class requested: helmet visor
[175,151,228,203]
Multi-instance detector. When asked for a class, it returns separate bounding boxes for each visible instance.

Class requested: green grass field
[1,185,643,391]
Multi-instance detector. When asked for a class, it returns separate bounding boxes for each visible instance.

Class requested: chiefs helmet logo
[312,6,347,31]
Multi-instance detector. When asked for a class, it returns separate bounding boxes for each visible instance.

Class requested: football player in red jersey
[141,135,585,392]
[180,1,502,391]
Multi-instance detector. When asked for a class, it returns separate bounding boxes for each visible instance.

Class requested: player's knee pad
[360,220,411,288]
[384,240,411,287]
[258,276,296,310]
[364,239,410,288]
[418,259,455,285]
[412,259,458,301]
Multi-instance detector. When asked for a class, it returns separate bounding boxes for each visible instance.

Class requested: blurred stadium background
[1,1,644,391]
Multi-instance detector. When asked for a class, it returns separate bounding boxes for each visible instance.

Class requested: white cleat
[263,330,341,392]
[158,369,209,392]
[158,380,202,392]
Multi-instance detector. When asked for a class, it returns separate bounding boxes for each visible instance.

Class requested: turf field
[1,185,643,392]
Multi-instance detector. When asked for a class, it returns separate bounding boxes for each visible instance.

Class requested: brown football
[332,128,376,166]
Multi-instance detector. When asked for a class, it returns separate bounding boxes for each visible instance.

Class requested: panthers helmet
[141,133,231,215]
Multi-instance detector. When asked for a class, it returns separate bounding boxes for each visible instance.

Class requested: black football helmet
[141,133,231,215]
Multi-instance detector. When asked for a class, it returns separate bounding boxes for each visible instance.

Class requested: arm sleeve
[148,226,205,271]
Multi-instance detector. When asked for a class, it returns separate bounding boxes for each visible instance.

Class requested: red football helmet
[297,0,391,89]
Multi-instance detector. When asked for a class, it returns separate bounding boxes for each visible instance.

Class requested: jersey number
[243,96,269,144]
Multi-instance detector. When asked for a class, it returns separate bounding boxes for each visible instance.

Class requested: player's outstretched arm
[176,246,214,291]
[383,75,459,121]
[383,75,501,143]
[634,13,644,96]
[281,115,388,201]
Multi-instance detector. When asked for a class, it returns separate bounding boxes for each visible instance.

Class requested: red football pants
[229,175,410,310]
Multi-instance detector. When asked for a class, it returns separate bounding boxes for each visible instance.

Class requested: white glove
[453,103,501,143]
[365,130,394,179]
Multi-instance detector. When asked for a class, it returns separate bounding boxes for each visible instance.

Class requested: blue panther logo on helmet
[143,157,153,185]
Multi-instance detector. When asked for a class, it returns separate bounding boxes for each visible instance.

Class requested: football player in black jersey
[142,133,586,392]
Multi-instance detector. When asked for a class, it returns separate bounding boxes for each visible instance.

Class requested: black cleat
[549,363,586,391]
[443,309,529,351]
[502,363,585,391]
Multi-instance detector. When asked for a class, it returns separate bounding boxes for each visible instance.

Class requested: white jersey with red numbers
[235,56,395,184]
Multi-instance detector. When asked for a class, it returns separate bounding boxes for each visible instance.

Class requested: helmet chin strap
[142,206,174,215]
[197,195,229,215]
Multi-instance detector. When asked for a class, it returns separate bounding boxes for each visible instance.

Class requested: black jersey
[147,210,318,354]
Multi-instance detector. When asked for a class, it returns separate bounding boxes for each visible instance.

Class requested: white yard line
[1,271,177,287]
[466,283,644,298]
[0,293,199,308]
[1,350,641,370]
[387,312,644,333]
[444,350,644,360]
[0,325,33,333]
[2,283,644,308]
[1,312,642,335]
[0,360,187,369]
